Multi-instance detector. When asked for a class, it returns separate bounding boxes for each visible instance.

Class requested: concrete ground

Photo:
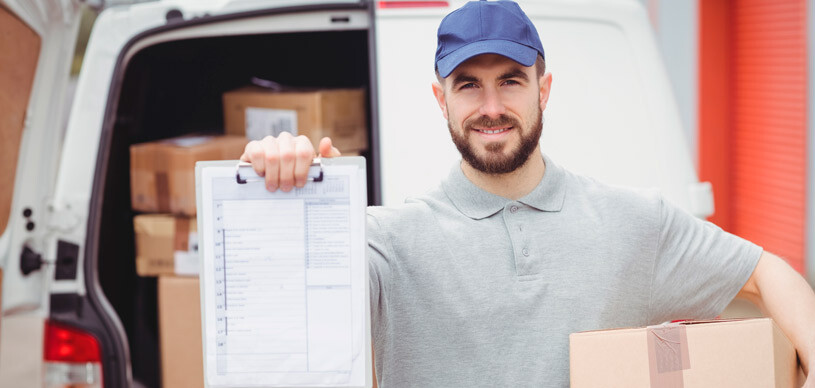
[0,313,43,387]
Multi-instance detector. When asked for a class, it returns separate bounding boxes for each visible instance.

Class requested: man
[242,1,815,386]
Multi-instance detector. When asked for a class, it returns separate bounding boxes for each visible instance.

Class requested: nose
[478,86,506,119]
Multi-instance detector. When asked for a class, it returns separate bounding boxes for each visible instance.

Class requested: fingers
[294,136,316,188]
[277,132,296,192]
[318,137,342,158]
[261,136,281,191]
[242,134,320,192]
[243,138,270,180]
[239,144,251,162]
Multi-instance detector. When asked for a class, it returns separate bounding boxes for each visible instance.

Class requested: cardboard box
[222,86,367,152]
[130,135,246,215]
[159,276,203,388]
[133,214,197,277]
[570,318,799,387]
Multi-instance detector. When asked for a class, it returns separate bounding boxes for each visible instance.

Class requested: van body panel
[530,1,699,211]
[125,9,370,65]
[374,5,458,207]
[56,4,192,206]
[1,0,81,314]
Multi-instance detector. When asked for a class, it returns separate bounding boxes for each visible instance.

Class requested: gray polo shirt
[367,154,762,388]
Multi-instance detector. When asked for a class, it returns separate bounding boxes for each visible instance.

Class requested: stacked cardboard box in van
[130,135,247,216]
[158,276,204,388]
[130,134,246,387]
[130,135,244,277]
[222,86,368,153]
[133,214,198,277]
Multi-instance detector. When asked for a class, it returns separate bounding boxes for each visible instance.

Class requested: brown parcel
[159,276,203,388]
[130,135,246,215]
[570,318,799,388]
[133,214,196,277]
[222,86,367,152]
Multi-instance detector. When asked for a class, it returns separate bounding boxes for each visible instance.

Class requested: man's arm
[737,251,815,378]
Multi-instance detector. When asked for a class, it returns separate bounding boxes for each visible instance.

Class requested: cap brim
[436,40,539,78]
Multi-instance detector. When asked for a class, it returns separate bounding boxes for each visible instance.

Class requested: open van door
[0,1,119,387]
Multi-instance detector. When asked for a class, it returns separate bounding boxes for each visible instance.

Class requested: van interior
[96,29,373,387]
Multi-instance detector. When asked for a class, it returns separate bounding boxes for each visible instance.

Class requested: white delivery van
[1,0,711,386]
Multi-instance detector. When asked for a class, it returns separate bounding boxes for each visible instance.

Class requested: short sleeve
[648,197,763,323]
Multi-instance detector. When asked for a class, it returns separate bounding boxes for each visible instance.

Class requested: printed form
[198,161,369,388]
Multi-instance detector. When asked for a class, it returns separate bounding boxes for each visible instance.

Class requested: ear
[538,72,552,111]
[432,81,449,120]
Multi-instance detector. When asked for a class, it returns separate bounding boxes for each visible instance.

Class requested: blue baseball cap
[435,0,545,78]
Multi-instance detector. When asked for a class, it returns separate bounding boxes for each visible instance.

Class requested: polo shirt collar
[442,153,566,220]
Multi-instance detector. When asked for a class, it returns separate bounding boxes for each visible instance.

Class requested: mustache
[464,114,520,130]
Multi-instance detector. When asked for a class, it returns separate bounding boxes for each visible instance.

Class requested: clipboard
[195,157,371,388]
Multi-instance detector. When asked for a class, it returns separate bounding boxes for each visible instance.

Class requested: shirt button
[510,205,519,213]
[522,248,529,256]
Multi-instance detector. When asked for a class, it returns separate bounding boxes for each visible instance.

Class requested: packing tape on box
[156,171,170,211]
[174,217,190,251]
[647,323,690,388]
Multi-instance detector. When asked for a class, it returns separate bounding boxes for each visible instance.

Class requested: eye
[502,79,520,86]
[458,82,477,90]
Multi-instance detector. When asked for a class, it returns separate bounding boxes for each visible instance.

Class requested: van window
[0,6,41,234]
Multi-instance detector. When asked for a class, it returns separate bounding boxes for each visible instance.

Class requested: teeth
[478,128,509,134]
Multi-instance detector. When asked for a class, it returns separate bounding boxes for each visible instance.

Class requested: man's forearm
[738,251,815,375]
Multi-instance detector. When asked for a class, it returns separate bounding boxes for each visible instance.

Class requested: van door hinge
[20,240,80,279]
[20,245,45,275]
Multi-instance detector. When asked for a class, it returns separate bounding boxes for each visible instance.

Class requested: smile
[474,127,511,134]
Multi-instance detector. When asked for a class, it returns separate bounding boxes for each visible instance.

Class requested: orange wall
[698,0,808,274]
[698,0,733,230]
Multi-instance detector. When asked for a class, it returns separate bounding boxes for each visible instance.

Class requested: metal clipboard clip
[236,158,324,184]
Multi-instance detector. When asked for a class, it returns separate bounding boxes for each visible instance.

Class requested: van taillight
[378,1,449,8]
[43,320,104,388]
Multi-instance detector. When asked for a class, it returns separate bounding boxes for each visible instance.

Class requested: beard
[448,108,543,175]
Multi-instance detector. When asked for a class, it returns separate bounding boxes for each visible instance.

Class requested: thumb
[318,137,342,158]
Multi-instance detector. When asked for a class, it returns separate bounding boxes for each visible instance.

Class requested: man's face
[433,54,552,174]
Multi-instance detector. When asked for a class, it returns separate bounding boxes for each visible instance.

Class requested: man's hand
[737,251,815,384]
[239,133,341,192]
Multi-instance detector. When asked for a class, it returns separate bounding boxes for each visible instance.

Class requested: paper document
[196,158,370,388]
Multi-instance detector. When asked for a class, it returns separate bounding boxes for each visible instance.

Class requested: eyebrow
[499,68,529,82]
[450,67,529,87]
[451,73,479,87]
